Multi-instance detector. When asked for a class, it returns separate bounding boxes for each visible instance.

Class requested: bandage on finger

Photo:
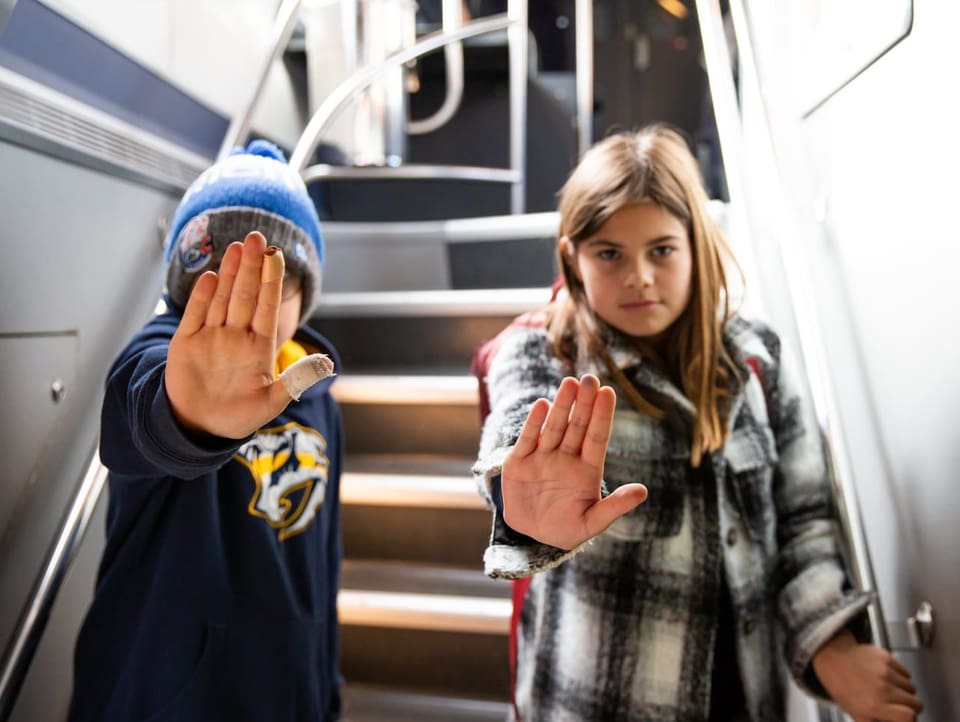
[280,353,336,400]
[261,245,285,283]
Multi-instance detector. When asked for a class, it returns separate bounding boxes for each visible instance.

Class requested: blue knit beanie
[164,139,324,320]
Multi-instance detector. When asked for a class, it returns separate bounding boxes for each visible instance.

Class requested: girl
[473,126,923,722]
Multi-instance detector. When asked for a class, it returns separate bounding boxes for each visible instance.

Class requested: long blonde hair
[549,125,741,466]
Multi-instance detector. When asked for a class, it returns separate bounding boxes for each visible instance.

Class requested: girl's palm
[501,375,648,550]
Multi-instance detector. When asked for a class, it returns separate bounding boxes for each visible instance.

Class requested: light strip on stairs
[338,590,511,634]
[332,375,479,405]
[315,287,552,317]
[341,472,486,509]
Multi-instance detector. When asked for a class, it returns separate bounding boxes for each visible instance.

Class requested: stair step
[333,374,478,405]
[338,590,509,635]
[340,626,511,698]
[345,453,473,476]
[316,287,551,318]
[342,684,510,722]
[342,471,485,510]
[342,502,490,567]
[341,559,507,599]
[335,376,481,457]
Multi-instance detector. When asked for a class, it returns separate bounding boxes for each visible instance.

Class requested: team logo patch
[234,422,330,541]
[178,214,215,272]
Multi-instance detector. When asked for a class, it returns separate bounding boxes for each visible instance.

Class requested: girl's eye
[597,248,620,261]
[651,245,674,258]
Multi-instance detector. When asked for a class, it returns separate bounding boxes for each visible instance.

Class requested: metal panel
[0,138,172,722]
[0,333,76,536]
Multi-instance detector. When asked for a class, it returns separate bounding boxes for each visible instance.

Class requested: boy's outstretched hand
[166,231,320,439]
[501,375,648,550]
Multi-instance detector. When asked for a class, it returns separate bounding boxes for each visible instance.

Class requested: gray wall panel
[0,139,176,719]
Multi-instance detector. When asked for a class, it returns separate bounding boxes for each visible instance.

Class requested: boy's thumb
[269,354,336,412]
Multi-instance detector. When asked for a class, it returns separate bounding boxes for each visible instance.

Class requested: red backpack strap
[508,576,532,720]
[745,356,764,394]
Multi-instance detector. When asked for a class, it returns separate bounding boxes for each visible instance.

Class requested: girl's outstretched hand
[165,231,299,439]
[813,630,924,722]
[501,374,648,550]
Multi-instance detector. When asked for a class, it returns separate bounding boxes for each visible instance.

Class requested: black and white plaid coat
[473,317,871,722]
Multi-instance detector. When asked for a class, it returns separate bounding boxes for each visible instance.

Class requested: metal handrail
[289,13,513,169]
[303,162,519,183]
[694,0,887,655]
[574,0,593,157]
[217,0,303,160]
[0,448,109,721]
[407,0,465,135]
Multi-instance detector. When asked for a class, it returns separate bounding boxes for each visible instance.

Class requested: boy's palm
[166,232,294,439]
[501,376,648,550]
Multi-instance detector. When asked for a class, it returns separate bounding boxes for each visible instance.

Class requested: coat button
[742,616,756,635]
[726,528,738,547]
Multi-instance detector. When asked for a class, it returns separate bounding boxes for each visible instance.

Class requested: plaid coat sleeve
[750,322,873,698]
[472,326,591,579]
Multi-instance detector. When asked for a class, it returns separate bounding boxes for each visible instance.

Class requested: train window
[795,0,913,114]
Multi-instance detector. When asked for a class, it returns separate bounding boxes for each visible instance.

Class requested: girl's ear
[559,236,581,280]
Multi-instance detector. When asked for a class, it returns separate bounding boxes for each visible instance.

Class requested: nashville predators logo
[234,422,329,541]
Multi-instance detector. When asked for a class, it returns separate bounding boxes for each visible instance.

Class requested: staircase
[311,285,553,720]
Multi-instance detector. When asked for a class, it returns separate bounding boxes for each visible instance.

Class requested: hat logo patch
[294,241,308,263]
[179,214,215,272]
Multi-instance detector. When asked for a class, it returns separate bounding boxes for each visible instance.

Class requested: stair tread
[345,453,475,476]
[338,588,510,634]
[341,559,506,598]
[342,468,485,510]
[342,684,509,722]
[333,374,479,404]
[315,286,551,317]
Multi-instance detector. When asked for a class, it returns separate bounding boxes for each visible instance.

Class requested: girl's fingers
[878,704,920,722]
[887,667,917,695]
[225,232,267,329]
[886,688,924,713]
[559,375,599,454]
[580,386,616,467]
[512,398,550,458]
[250,246,284,340]
[205,242,243,327]
[178,271,217,336]
[538,377,580,451]
[888,657,914,684]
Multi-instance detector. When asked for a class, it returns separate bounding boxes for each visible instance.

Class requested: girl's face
[565,201,693,339]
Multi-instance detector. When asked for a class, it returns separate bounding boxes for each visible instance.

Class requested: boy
[69,140,342,722]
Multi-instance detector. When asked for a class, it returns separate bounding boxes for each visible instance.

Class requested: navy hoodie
[69,307,343,722]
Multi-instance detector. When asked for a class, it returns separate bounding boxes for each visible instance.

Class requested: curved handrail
[217,0,303,160]
[694,0,888,654]
[290,13,513,172]
[407,0,465,135]
[0,448,108,721]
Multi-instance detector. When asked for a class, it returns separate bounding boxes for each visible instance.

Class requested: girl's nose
[625,257,654,288]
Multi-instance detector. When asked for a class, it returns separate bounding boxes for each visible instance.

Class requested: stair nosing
[338,589,510,634]
[341,471,485,510]
[313,287,551,318]
[332,374,479,405]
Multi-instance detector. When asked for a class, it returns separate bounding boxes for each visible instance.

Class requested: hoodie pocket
[139,620,331,722]
[139,625,221,722]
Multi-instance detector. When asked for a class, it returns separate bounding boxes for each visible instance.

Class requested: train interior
[0,0,956,720]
